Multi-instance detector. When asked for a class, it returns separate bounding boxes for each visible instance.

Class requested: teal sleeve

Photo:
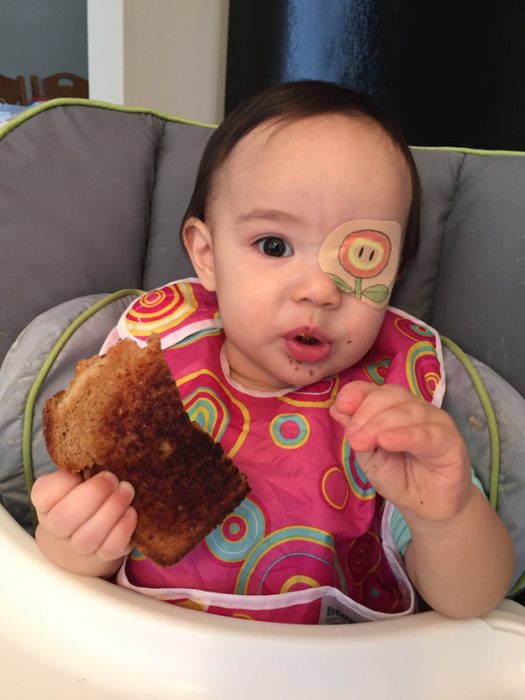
[390,470,487,556]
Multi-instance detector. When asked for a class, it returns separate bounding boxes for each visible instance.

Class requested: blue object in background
[0,103,28,124]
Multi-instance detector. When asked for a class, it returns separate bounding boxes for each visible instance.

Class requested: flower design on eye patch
[332,230,391,304]
[339,230,391,277]
[318,220,402,309]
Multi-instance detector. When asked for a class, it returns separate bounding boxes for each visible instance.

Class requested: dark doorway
[226,1,525,150]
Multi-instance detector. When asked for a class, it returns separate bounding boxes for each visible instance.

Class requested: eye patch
[318,219,402,309]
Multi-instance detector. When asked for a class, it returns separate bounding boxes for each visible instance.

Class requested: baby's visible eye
[255,236,293,257]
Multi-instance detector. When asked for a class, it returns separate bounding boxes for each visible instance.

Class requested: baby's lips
[284,336,331,363]
[284,326,331,344]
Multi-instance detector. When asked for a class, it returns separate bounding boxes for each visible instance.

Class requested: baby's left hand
[330,382,472,523]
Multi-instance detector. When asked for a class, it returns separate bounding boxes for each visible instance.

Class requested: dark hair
[181,80,420,275]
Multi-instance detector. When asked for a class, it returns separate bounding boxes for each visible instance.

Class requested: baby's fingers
[376,422,466,467]
[37,471,122,539]
[346,395,431,452]
[331,381,383,418]
[70,481,136,555]
[31,470,84,514]
[96,507,138,562]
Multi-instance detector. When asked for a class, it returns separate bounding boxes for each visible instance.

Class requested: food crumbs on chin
[346,339,352,344]
[309,370,314,376]
[419,500,424,505]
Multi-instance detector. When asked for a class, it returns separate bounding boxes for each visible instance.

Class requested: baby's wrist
[399,483,478,537]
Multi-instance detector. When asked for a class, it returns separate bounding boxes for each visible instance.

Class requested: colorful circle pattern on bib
[342,439,375,500]
[178,369,250,458]
[364,356,391,385]
[206,498,266,563]
[124,282,199,341]
[394,316,435,341]
[321,465,350,511]
[406,341,440,402]
[234,525,347,595]
[269,413,310,449]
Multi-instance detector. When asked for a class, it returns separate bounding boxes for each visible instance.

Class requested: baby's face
[202,115,412,392]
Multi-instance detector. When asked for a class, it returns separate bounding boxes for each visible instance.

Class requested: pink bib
[108,279,444,624]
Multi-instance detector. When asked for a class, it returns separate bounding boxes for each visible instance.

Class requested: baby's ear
[182,218,216,291]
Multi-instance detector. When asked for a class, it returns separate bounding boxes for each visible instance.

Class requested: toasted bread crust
[42,337,250,566]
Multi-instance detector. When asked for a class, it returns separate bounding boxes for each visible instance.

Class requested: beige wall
[87,0,229,124]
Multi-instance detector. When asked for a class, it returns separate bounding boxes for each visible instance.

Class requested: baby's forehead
[234,113,384,154]
[216,116,400,182]
[209,115,411,217]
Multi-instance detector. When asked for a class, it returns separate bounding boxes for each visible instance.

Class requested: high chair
[0,99,524,699]
[0,73,27,104]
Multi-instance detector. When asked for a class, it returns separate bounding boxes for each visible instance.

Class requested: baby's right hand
[31,470,137,573]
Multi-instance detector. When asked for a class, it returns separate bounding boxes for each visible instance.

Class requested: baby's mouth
[296,333,320,346]
[284,328,331,363]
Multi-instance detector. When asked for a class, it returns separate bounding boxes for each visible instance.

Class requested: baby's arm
[331,382,515,618]
[31,470,137,578]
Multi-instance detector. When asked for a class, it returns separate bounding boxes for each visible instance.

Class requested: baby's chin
[225,347,347,392]
[228,365,314,393]
[275,360,339,389]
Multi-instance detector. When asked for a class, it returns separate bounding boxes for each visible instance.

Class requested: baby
[31,80,514,624]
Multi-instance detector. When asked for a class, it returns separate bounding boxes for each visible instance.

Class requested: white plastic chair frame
[1,504,524,699]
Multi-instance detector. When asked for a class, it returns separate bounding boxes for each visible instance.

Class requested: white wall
[87,0,124,104]
[87,0,229,124]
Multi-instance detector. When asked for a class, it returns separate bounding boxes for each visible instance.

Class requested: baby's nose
[291,264,342,307]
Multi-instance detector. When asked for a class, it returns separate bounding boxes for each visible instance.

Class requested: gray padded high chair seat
[1,99,525,598]
[1,99,525,700]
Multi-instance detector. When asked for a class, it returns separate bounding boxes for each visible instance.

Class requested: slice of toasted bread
[42,336,250,566]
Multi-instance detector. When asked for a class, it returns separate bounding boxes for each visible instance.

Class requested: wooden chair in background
[0,74,28,105]
[31,73,89,100]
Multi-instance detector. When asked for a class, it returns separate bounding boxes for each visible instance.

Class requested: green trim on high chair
[0,97,217,139]
[22,288,143,531]
[440,337,525,597]
[412,145,525,158]
[510,571,525,597]
[440,336,501,510]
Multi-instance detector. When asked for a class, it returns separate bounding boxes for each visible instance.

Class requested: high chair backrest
[1,101,524,394]
[0,99,524,594]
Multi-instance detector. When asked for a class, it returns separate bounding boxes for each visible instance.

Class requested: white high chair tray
[1,504,524,700]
